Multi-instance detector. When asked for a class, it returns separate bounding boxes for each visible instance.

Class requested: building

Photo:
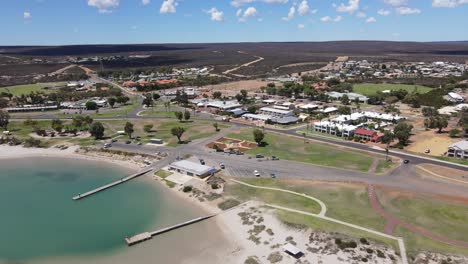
[169,160,217,177]
[204,100,242,111]
[447,92,465,103]
[313,121,357,137]
[354,128,384,142]
[326,92,369,103]
[259,107,294,117]
[447,140,468,159]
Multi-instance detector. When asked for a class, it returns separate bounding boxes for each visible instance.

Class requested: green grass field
[0,82,65,96]
[227,129,375,172]
[353,83,432,96]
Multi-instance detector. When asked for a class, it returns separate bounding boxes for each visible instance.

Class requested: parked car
[125,140,131,144]
[111,139,118,143]
[255,154,264,159]
[254,170,260,177]
[199,159,205,165]
[270,173,277,178]
[271,156,279,161]
[103,143,112,149]
[220,163,225,169]
[424,149,430,154]
[137,142,142,146]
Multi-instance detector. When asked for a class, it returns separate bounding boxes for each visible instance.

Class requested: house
[313,121,357,137]
[355,128,384,142]
[169,160,217,177]
[283,243,303,259]
[447,140,468,159]
[259,107,294,117]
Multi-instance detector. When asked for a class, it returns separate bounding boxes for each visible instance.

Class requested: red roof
[355,128,376,137]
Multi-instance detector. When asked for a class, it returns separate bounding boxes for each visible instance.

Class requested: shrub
[211,183,219,189]
[361,258,368,262]
[360,238,369,245]
[217,199,241,210]
[377,250,385,258]
[183,186,193,193]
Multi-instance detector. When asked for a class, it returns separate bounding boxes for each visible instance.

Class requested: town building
[354,128,384,142]
[447,140,468,159]
[169,160,217,177]
[259,107,294,117]
[313,121,357,137]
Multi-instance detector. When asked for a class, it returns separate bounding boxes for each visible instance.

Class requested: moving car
[199,159,205,165]
[424,149,430,154]
[255,154,264,159]
[271,156,279,161]
[270,173,277,178]
[220,163,225,169]
[403,160,410,164]
[103,143,112,149]
[125,140,131,144]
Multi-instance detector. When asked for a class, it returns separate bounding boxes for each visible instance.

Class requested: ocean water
[0,158,198,262]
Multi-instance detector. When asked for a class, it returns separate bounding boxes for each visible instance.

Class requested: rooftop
[170,160,215,176]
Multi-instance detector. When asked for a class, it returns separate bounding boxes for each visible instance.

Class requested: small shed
[283,243,304,259]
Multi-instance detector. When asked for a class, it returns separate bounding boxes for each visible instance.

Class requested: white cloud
[236,8,243,17]
[384,0,407,7]
[366,17,376,23]
[239,7,258,22]
[142,0,150,6]
[396,7,421,15]
[356,11,366,18]
[298,23,305,29]
[377,9,391,16]
[87,0,119,13]
[320,15,342,22]
[23,11,32,19]
[297,0,310,16]
[160,0,177,14]
[231,0,288,8]
[335,0,360,13]
[282,6,295,21]
[432,0,468,8]
[206,7,224,21]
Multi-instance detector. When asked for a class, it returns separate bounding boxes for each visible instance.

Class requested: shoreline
[0,145,143,172]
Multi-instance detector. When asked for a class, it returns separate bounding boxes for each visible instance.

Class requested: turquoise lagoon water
[0,158,186,261]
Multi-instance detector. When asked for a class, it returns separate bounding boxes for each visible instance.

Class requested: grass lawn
[227,178,386,231]
[102,119,230,147]
[395,226,468,257]
[377,192,468,243]
[375,159,395,174]
[0,82,65,96]
[353,83,432,96]
[227,129,375,172]
[138,110,178,118]
[155,170,173,179]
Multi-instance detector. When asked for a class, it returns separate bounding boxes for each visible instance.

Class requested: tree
[449,128,460,138]
[248,105,258,114]
[184,110,191,121]
[85,101,98,110]
[338,106,351,115]
[175,111,183,122]
[89,122,105,139]
[144,124,154,133]
[143,93,153,108]
[435,116,448,133]
[458,108,468,134]
[213,122,219,132]
[393,123,413,146]
[152,93,160,101]
[124,122,134,138]
[0,110,10,130]
[253,129,265,145]
[108,97,116,108]
[385,96,399,105]
[171,127,186,143]
[240,89,248,99]
[51,119,64,133]
[341,94,350,105]
[116,96,130,105]
[213,91,222,99]
[381,131,394,161]
[422,107,438,117]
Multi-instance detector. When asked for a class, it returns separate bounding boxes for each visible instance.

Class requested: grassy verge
[435,156,468,166]
[375,159,395,174]
[353,83,432,96]
[227,129,375,172]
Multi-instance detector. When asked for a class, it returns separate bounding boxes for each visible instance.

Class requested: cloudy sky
[2,0,467,45]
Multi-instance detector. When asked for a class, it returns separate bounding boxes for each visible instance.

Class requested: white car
[254,170,260,177]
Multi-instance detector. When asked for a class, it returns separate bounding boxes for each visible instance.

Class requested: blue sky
[1,0,467,45]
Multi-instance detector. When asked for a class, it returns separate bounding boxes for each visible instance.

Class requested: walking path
[368,158,380,173]
[223,54,264,75]
[230,179,408,264]
[367,184,468,248]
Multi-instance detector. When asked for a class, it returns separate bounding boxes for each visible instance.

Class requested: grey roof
[272,116,299,124]
[229,108,247,115]
[170,160,215,175]
[449,140,468,150]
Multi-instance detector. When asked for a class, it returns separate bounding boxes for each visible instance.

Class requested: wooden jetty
[72,168,153,201]
[125,215,215,246]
